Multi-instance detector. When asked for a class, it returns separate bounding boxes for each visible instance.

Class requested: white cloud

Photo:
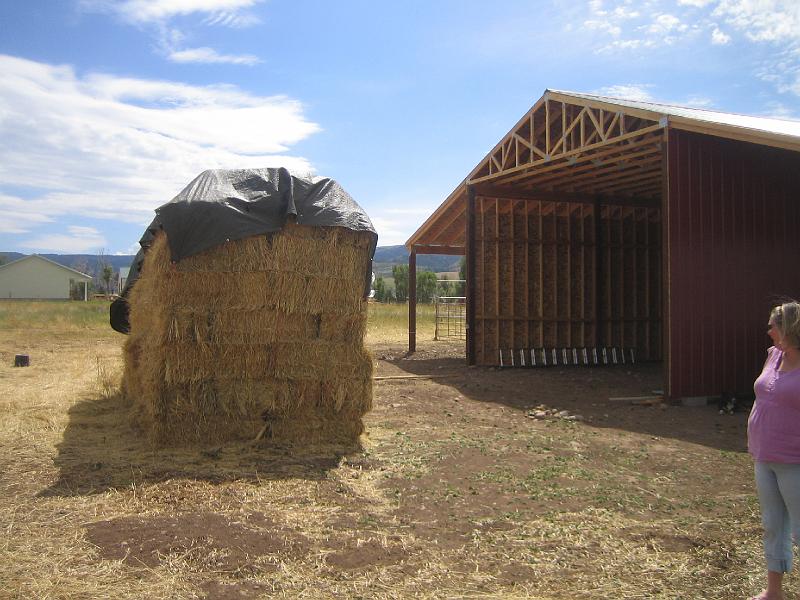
[762,101,799,118]
[168,46,261,65]
[757,55,800,96]
[592,85,717,109]
[368,201,449,246]
[612,7,640,19]
[586,2,695,52]
[594,84,655,101]
[83,0,262,25]
[603,38,655,50]
[583,0,800,101]
[589,0,605,13]
[645,14,686,35]
[584,19,622,37]
[21,226,107,254]
[81,0,263,66]
[0,194,54,234]
[203,10,260,28]
[0,55,318,244]
[714,0,800,44]
[707,1,800,98]
[711,26,731,44]
[369,215,418,247]
[684,95,715,107]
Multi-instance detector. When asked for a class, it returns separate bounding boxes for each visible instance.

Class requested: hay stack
[121,222,373,446]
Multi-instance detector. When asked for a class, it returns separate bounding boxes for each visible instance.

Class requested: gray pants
[755,461,800,573]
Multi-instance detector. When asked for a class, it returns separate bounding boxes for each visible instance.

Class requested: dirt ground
[0,326,779,599]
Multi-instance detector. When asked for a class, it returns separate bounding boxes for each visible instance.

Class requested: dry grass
[0,300,782,599]
[365,301,435,345]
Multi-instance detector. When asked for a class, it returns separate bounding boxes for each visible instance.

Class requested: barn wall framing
[468,193,661,366]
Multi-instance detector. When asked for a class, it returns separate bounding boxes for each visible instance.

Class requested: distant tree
[101,264,113,297]
[456,257,467,296]
[374,276,387,302]
[416,271,438,303]
[97,249,112,298]
[392,264,409,302]
[438,274,454,298]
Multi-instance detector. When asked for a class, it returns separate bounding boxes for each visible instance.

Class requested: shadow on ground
[382,344,750,454]
[40,392,354,498]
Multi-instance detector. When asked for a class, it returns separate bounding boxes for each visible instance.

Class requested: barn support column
[466,185,476,365]
[408,249,417,354]
[661,136,671,400]
[594,195,603,349]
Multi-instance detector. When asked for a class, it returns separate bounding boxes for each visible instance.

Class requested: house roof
[406,89,800,252]
[0,254,93,280]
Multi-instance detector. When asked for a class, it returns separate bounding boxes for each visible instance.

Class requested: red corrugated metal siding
[667,129,800,399]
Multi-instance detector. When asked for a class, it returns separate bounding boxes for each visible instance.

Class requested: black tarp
[111,167,377,334]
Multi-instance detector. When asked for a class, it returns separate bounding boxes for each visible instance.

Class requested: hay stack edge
[111,168,378,447]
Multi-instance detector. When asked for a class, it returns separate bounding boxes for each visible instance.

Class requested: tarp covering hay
[114,168,377,446]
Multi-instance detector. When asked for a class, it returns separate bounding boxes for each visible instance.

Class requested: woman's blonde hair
[771,301,800,349]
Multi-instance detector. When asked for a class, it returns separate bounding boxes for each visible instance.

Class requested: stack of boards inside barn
[112,168,377,446]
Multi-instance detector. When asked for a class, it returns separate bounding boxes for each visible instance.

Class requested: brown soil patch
[324,538,408,570]
[85,511,309,570]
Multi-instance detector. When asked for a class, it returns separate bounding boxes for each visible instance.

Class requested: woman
[749,301,800,600]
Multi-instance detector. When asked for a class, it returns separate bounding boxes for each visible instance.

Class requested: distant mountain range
[0,245,463,278]
[372,245,462,276]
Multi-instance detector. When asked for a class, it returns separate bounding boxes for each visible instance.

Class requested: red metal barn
[406,90,800,401]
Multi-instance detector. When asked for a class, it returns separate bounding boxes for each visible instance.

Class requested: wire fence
[434,279,466,340]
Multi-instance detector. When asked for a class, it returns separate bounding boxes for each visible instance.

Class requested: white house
[0,255,93,300]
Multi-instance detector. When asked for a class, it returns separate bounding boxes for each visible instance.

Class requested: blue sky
[0,0,798,254]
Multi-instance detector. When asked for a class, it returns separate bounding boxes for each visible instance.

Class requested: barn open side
[406,89,800,401]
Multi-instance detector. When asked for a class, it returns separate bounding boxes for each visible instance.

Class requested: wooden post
[409,249,417,354]
[467,186,476,365]
[660,134,671,399]
[594,195,603,349]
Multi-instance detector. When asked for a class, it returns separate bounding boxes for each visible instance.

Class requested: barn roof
[406,89,800,253]
[0,254,92,279]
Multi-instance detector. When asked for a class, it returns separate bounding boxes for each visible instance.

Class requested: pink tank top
[748,346,800,463]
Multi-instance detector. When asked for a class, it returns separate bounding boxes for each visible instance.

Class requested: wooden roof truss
[407,92,667,252]
[469,94,665,198]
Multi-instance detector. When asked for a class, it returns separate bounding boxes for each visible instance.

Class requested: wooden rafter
[585,168,662,194]
[471,123,664,186]
[469,96,663,183]
[492,134,662,188]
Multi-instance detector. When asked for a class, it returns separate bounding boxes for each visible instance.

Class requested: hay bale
[122,222,373,446]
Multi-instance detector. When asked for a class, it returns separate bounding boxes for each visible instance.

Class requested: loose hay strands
[123,224,373,446]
